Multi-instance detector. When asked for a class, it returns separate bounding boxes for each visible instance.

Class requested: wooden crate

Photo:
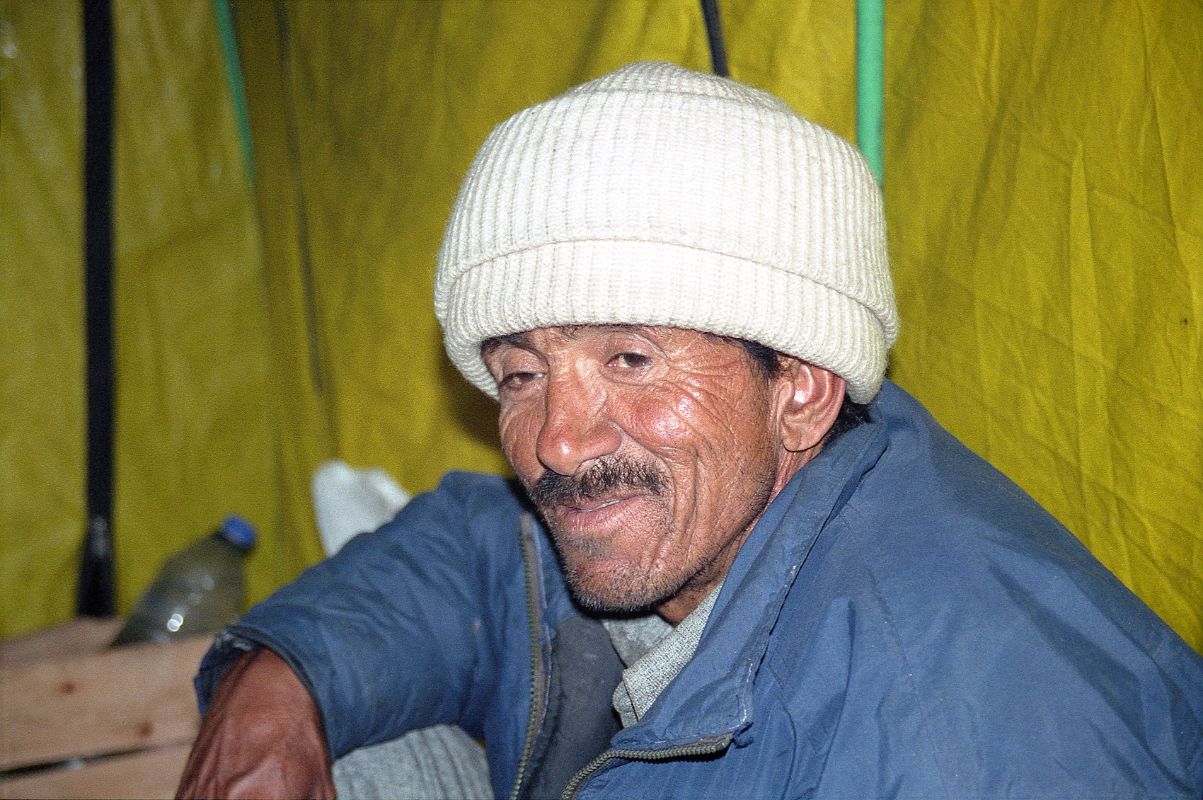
[0,619,209,799]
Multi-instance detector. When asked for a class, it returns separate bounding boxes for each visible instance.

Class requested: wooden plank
[0,618,123,667]
[0,635,209,770]
[0,742,191,799]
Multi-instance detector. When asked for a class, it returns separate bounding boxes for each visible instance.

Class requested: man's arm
[177,471,525,795]
[176,648,335,799]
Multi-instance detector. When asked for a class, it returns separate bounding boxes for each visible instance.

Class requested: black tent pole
[700,0,729,77]
[77,0,116,617]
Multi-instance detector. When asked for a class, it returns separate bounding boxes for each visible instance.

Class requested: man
[179,62,1203,799]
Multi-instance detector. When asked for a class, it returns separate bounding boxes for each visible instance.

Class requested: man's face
[483,325,799,622]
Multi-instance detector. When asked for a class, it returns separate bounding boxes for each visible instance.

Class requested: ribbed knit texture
[435,61,898,402]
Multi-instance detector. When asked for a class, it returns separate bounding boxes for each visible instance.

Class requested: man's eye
[609,352,651,369]
[499,371,540,391]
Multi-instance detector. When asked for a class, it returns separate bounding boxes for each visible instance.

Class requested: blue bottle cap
[219,515,257,551]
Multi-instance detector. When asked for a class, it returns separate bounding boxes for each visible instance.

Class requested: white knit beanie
[435,61,899,403]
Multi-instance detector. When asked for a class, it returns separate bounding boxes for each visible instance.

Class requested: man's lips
[545,494,644,531]
[565,495,631,513]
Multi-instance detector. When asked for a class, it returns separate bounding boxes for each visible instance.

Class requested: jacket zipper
[559,734,733,800]
[510,515,549,800]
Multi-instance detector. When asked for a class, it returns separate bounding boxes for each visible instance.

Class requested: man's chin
[561,561,679,616]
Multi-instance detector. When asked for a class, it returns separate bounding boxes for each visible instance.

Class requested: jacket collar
[607,385,894,750]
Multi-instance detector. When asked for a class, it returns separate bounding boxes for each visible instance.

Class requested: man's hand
[176,647,336,799]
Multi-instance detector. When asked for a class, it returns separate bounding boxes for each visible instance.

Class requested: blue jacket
[198,382,1203,799]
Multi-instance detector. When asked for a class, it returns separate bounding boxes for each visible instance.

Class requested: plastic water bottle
[111,515,256,646]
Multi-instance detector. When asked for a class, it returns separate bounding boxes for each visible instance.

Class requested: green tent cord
[856,0,884,186]
[212,0,256,189]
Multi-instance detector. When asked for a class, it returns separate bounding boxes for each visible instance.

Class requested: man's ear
[773,359,846,453]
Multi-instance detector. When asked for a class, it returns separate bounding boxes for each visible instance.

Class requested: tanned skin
[176,326,845,798]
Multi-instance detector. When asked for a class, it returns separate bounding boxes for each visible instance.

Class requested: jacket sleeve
[193,471,529,759]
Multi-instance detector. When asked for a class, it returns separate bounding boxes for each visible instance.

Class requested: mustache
[529,458,666,508]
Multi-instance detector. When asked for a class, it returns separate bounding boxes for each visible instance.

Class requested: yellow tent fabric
[1,0,284,634]
[885,2,1202,649]
[2,0,1199,655]
[2,1,87,635]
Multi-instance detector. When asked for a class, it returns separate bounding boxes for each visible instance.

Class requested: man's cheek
[628,395,695,443]
[498,415,536,469]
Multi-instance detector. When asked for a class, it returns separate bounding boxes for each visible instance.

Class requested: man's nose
[535,372,621,477]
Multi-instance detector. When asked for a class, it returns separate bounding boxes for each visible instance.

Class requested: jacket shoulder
[763,383,1203,796]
